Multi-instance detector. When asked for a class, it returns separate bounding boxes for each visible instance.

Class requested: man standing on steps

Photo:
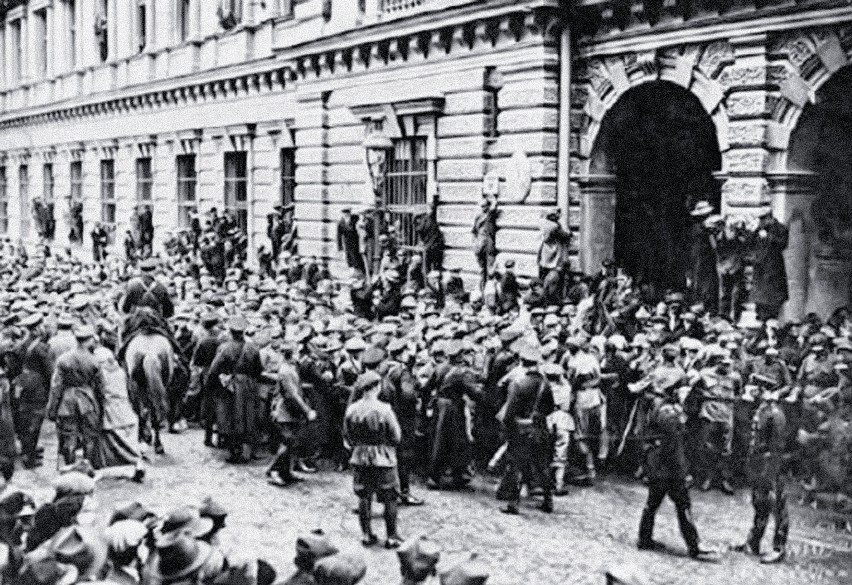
[344,370,404,549]
[638,383,718,561]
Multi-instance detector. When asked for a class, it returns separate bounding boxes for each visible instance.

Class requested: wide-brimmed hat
[155,506,214,540]
[313,553,367,585]
[440,556,489,585]
[295,530,339,572]
[398,537,440,581]
[50,525,109,581]
[152,534,214,582]
[690,200,714,216]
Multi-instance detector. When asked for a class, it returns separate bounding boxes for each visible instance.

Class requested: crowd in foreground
[0,469,474,585]
[0,204,847,580]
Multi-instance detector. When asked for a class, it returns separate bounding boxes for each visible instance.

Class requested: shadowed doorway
[590,81,722,296]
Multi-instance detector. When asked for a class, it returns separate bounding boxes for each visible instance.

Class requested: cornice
[577,1,852,57]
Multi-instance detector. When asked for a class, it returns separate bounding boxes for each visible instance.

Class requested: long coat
[428,364,480,473]
[688,222,718,309]
[206,340,264,438]
[751,217,789,308]
[336,216,363,270]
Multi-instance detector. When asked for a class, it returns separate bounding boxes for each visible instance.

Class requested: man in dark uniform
[337,208,363,272]
[426,340,480,490]
[638,384,717,560]
[472,197,499,290]
[381,338,424,507]
[47,325,105,467]
[190,313,222,447]
[14,313,52,468]
[751,211,789,321]
[734,375,789,564]
[499,344,554,515]
[687,201,718,312]
[344,370,404,549]
[476,329,519,466]
[120,258,174,319]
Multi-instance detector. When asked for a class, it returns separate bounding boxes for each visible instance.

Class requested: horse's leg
[143,354,167,455]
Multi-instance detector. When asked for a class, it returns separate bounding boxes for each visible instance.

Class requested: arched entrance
[787,64,852,314]
[589,81,722,295]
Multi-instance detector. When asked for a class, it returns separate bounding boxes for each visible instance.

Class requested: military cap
[529,307,544,316]
[542,314,559,327]
[227,316,248,333]
[109,501,156,526]
[201,312,220,325]
[313,552,367,585]
[443,339,463,357]
[139,258,159,271]
[72,325,96,340]
[518,343,542,363]
[199,496,228,521]
[361,346,386,366]
[354,371,382,393]
[19,313,43,328]
[387,338,407,354]
[324,338,343,353]
[344,337,367,352]
[541,362,564,377]
[104,520,148,553]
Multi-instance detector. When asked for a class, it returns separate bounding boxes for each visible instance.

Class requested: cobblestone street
[11,427,852,585]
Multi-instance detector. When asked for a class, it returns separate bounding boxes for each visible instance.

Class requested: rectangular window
[35,9,48,78]
[43,163,54,203]
[224,152,248,233]
[96,0,109,62]
[68,0,77,69]
[100,160,116,225]
[280,148,296,207]
[0,167,7,234]
[10,20,22,83]
[136,157,153,209]
[382,137,428,250]
[176,154,197,228]
[18,165,29,238]
[136,0,147,52]
[70,160,83,202]
[177,0,191,42]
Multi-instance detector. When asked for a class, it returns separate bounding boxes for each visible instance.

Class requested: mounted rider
[118,257,177,358]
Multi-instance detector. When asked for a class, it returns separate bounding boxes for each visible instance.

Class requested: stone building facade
[0,0,850,320]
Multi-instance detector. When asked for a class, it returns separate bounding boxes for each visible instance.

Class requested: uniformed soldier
[734,374,788,564]
[638,384,717,560]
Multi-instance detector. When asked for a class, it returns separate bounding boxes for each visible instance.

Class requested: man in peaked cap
[190,312,223,447]
[46,325,105,468]
[120,257,174,319]
[313,552,367,585]
[344,370,404,549]
[499,344,554,515]
[381,337,425,507]
[15,311,52,469]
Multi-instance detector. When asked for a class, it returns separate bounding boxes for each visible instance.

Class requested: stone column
[153,135,177,254]
[115,140,136,252]
[253,123,281,264]
[199,128,225,217]
[53,149,73,249]
[578,174,616,275]
[767,172,816,322]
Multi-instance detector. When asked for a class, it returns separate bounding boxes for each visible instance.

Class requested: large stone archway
[587,80,722,294]
[765,28,852,318]
[572,45,730,278]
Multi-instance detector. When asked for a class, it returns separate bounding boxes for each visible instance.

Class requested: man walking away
[47,325,105,468]
[344,371,404,549]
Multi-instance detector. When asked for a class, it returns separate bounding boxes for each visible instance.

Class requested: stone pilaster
[114,140,136,252]
[578,174,616,275]
[719,35,771,215]
[293,91,329,260]
[53,148,73,249]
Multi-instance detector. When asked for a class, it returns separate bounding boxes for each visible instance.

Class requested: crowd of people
[0,196,847,581]
[0,468,480,585]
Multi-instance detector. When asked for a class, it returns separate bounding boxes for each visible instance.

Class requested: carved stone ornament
[504,149,532,203]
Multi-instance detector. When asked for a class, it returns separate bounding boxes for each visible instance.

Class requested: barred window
[0,167,7,234]
[136,157,153,210]
[382,137,428,250]
[224,152,248,232]
[176,154,197,228]
[100,160,116,225]
[280,148,296,207]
